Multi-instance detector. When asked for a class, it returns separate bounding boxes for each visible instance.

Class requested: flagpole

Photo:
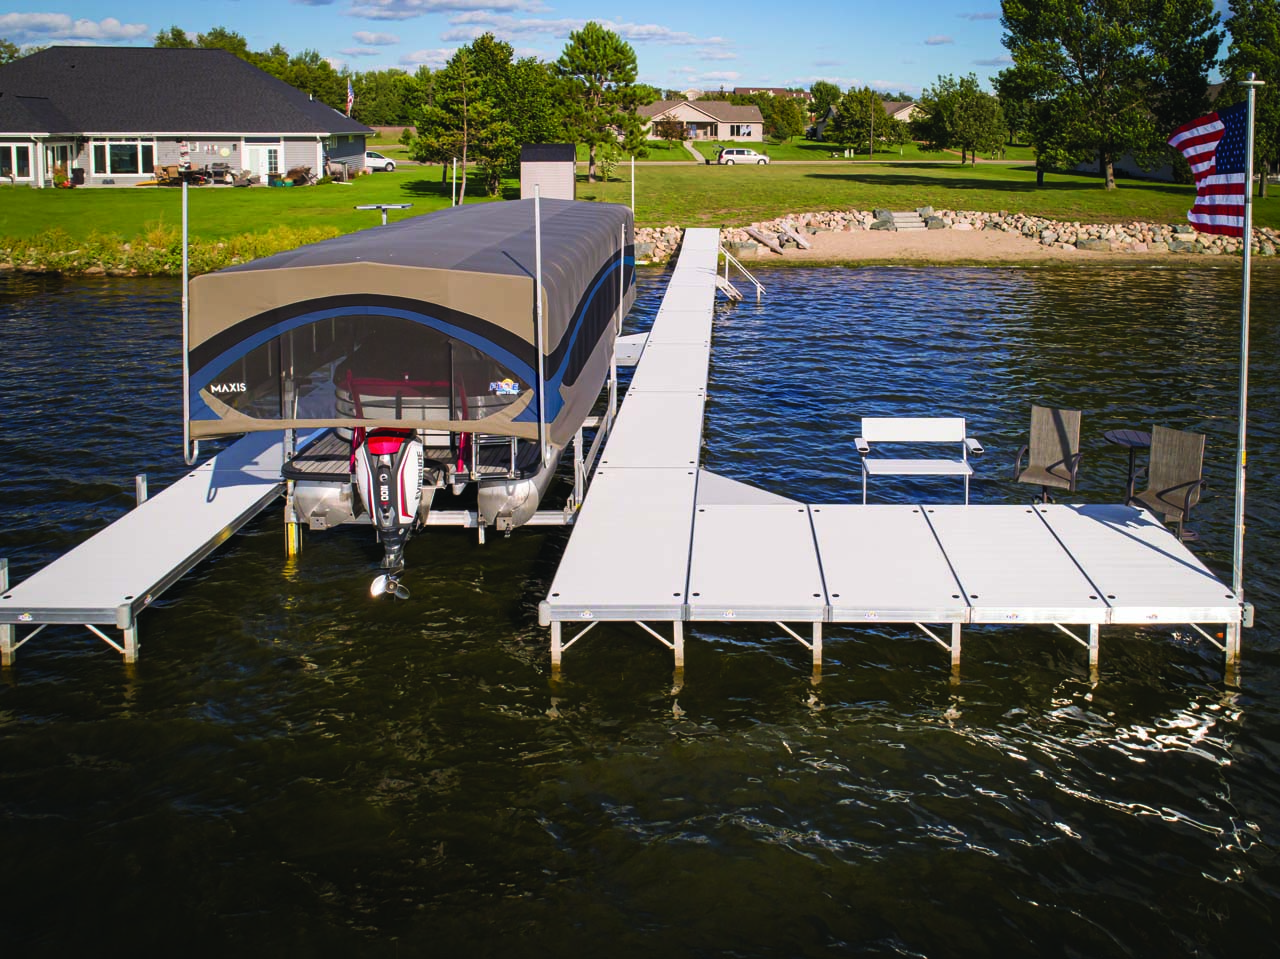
[1230,73,1264,666]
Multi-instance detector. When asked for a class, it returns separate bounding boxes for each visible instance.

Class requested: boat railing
[719,246,765,301]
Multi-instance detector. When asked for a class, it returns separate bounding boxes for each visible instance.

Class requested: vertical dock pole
[550,621,562,667]
[673,621,684,670]
[135,474,148,505]
[1,559,12,667]
[812,623,823,669]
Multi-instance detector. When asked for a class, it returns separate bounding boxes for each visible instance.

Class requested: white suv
[717,147,769,165]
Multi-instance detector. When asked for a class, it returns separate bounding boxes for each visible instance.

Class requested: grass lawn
[4,161,1277,246]
[0,167,499,241]
[573,140,693,163]
[574,162,1280,230]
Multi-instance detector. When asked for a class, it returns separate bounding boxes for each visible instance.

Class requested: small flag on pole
[1168,100,1249,237]
[346,79,355,117]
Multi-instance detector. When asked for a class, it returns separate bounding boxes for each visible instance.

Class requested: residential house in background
[0,46,371,188]
[810,100,922,140]
[639,101,765,141]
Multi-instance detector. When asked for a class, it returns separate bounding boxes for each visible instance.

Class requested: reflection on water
[1,266,1278,955]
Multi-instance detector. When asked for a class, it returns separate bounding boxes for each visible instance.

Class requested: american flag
[1167,101,1249,237]
[346,79,355,118]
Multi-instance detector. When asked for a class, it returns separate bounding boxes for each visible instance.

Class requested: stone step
[890,212,927,231]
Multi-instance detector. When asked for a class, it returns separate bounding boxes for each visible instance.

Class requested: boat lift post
[533,187,549,467]
[181,180,198,467]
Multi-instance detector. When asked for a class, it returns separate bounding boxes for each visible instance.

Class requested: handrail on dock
[720,246,765,301]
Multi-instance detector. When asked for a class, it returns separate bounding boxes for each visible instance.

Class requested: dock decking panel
[598,391,706,468]
[625,341,712,393]
[687,504,826,620]
[1036,504,1240,623]
[0,432,301,627]
[924,505,1110,623]
[812,505,970,622]
[543,467,696,620]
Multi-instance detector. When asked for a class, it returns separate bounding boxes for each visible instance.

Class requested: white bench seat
[862,459,974,477]
[857,416,982,504]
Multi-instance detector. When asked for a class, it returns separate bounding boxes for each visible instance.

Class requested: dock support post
[284,431,300,558]
[673,621,684,670]
[550,621,563,667]
[812,623,823,669]
[950,623,961,669]
[1,558,12,667]
[1089,624,1099,669]
[135,474,148,505]
[122,625,139,664]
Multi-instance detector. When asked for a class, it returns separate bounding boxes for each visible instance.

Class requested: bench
[856,417,984,504]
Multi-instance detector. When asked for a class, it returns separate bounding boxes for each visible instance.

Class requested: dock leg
[1,558,11,667]
[812,623,823,670]
[122,625,139,664]
[550,621,562,668]
[284,481,301,557]
[1089,625,1099,669]
[673,621,684,671]
[950,623,961,669]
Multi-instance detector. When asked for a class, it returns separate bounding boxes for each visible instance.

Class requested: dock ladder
[717,246,765,301]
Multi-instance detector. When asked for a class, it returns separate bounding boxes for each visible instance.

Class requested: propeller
[370,571,411,600]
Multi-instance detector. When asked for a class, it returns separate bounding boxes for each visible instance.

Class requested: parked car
[716,147,769,165]
[365,151,396,172]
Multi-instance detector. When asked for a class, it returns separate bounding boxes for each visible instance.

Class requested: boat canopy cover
[187,198,635,445]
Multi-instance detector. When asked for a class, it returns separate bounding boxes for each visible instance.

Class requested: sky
[1,1,1027,96]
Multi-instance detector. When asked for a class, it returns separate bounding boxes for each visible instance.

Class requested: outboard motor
[353,428,424,598]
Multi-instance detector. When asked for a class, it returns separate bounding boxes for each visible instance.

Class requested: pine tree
[555,22,644,182]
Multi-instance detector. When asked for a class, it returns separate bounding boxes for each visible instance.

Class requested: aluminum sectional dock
[539,229,1243,671]
[0,432,309,663]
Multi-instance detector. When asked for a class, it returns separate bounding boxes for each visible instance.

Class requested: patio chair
[1013,405,1082,502]
[153,165,178,186]
[1127,425,1206,541]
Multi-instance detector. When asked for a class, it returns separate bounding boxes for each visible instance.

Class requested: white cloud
[437,12,730,48]
[353,30,400,45]
[340,47,383,57]
[0,13,149,42]
[696,48,736,61]
[689,70,740,84]
[400,47,456,67]
[974,55,1013,66]
[925,35,954,46]
[350,0,546,20]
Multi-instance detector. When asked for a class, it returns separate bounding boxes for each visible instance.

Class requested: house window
[0,144,32,179]
[90,139,156,176]
[729,124,752,138]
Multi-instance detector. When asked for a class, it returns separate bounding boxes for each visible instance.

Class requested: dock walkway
[539,230,1242,671]
[0,432,307,663]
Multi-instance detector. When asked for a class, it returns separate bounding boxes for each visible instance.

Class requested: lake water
[1,264,1278,956]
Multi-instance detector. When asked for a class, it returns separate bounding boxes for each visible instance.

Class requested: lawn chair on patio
[1127,425,1206,541]
[153,164,179,186]
[1013,405,1082,502]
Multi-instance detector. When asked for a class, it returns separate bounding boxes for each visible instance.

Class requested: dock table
[1103,428,1151,501]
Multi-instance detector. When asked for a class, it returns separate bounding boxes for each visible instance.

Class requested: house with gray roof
[0,46,371,188]
[639,100,765,142]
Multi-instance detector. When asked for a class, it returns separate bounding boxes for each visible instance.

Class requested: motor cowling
[354,429,424,571]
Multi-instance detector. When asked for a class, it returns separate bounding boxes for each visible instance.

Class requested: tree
[829,87,889,157]
[769,95,807,141]
[914,73,1006,164]
[653,118,685,143]
[406,36,517,200]
[196,27,250,59]
[153,26,194,48]
[0,38,19,64]
[555,22,644,181]
[1001,0,1220,189]
[1222,0,1280,197]
[809,81,841,124]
